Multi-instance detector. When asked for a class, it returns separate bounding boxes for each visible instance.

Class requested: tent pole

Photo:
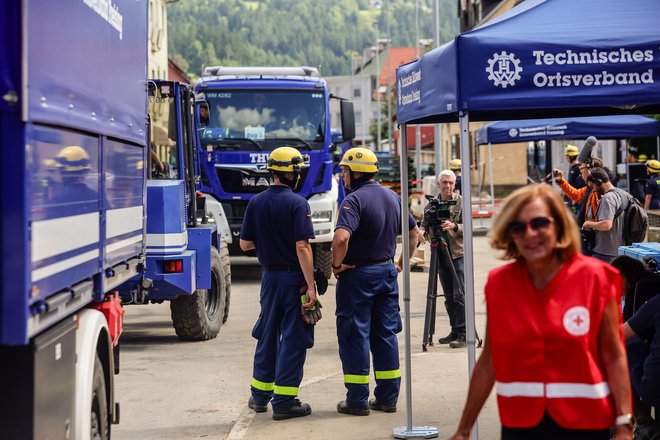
[656,136,659,160]
[393,125,438,439]
[488,143,495,210]
[459,113,479,440]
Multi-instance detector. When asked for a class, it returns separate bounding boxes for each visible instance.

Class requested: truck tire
[91,354,109,440]
[170,247,225,341]
[313,243,332,279]
[220,239,231,324]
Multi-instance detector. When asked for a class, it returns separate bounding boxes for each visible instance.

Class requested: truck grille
[216,167,309,194]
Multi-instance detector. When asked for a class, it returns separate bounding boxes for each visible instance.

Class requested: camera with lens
[422,195,456,241]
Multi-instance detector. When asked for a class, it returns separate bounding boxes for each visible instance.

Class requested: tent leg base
[393,426,439,439]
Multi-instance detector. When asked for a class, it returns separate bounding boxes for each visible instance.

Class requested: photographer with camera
[423,170,467,348]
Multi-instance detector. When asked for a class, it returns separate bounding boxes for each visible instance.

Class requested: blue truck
[194,66,355,277]
[119,79,231,341]
[0,1,230,439]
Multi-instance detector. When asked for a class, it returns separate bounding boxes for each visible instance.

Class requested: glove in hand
[300,294,322,325]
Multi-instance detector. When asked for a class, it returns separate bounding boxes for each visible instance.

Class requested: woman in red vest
[449,184,632,440]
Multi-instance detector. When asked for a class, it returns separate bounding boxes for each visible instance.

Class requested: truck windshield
[198,89,326,150]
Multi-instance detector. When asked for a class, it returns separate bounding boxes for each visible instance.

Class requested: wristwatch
[614,413,633,430]
[332,263,342,270]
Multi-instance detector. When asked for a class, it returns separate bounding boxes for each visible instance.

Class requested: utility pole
[386,0,392,154]
[434,0,442,177]
[375,23,381,151]
[414,0,421,191]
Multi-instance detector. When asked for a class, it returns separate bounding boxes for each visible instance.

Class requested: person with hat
[564,145,585,210]
[449,158,462,195]
[49,145,98,206]
[332,147,421,416]
[644,159,660,211]
[239,146,317,420]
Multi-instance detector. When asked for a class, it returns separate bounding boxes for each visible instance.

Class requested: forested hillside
[168,0,458,79]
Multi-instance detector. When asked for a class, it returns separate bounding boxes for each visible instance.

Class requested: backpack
[611,188,648,245]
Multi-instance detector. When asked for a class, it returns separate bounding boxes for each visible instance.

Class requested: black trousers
[437,252,466,336]
[501,413,610,440]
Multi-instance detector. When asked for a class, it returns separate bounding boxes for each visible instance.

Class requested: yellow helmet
[339,147,378,173]
[639,154,649,163]
[646,159,660,173]
[449,159,461,170]
[564,145,579,157]
[267,146,307,172]
[54,146,91,172]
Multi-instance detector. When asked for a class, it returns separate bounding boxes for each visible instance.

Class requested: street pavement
[113,232,506,440]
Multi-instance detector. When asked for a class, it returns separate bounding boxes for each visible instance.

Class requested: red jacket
[485,254,622,429]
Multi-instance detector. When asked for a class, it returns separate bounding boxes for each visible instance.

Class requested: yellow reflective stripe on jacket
[344,374,370,384]
[251,377,275,391]
[274,385,298,396]
[375,369,401,380]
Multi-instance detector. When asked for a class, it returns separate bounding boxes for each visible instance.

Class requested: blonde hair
[488,184,580,260]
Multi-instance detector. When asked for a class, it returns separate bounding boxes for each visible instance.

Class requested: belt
[264,265,302,272]
[352,258,394,267]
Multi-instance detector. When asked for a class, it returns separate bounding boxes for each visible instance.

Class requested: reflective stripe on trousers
[496,381,610,399]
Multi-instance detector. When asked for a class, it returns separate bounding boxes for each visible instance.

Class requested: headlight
[311,210,332,223]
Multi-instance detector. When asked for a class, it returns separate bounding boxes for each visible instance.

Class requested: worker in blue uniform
[644,159,660,211]
[332,147,421,416]
[239,146,318,420]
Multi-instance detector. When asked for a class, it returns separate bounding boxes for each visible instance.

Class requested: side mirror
[340,100,355,141]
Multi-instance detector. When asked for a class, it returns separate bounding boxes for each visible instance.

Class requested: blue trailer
[194,67,355,277]
[0,0,148,438]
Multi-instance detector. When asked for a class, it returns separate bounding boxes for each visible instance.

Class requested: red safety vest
[485,254,622,429]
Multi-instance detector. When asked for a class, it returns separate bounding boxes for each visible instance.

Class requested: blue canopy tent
[475,115,660,145]
[475,115,660,210]
[394,0,660,437]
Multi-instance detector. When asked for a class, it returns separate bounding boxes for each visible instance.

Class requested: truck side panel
[27,0,147,144]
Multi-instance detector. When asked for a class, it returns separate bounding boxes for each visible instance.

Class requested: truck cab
[194,66,355,277]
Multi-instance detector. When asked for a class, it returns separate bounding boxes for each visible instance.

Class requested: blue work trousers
[627,336,660,407]
[336,264,402,409]
[250,270,314,411]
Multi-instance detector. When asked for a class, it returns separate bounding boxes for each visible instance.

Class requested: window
[353,87,361,98]
[355,111,362,124]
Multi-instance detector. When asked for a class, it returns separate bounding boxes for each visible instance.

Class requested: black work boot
[368,398,397,413]
[248,396,268,413]
[337,400,370,416]
[438,333,458,344]
[272,399,312,420]
[449,335,467,348]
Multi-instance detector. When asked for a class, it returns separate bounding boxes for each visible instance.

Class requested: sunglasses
[507,217,553,237]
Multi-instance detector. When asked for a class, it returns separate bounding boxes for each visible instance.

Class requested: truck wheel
[220,239,231,324]
[91,354,109,440]
[170,247,225,341]
[313,244,332,279]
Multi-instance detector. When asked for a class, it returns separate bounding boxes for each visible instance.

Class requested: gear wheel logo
[508,128,519,138]
[486,51,522,88]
